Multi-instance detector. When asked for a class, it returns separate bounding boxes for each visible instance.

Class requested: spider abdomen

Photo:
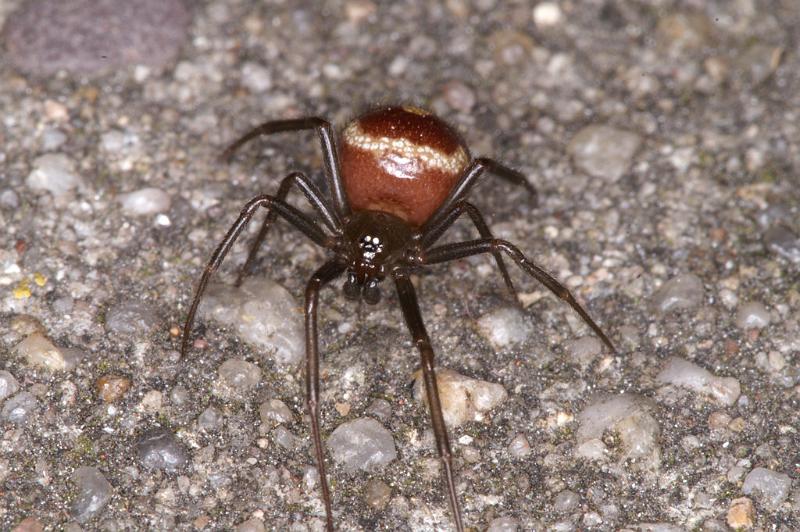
[339,106,470,227]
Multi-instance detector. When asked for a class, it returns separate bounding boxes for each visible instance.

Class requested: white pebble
[241,62,272,93]
[477,307,531,349]
[487,516,520,531]
[0,370,20,401]
[118,187,172,216]
[200,278,304,365]
[734,302,770,329]
[575,394,661,469]
[327,417,397,473]
[533,2,563,28]
[14,332,67,371]
[413,368,507,428]
[656,356,741,406]
[1,391,38,424]
[651,274,704,313]
[507,433,531,458]
[259,399,294,427]
[27,153,84,196]
[567,125,641,182]
[217,358,261,395]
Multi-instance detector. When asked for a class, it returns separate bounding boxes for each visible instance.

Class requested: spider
[181,105,614,531]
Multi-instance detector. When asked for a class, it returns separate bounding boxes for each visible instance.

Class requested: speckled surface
[1,1,799,530]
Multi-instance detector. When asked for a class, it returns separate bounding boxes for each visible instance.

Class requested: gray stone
[198,407,223,431]
[742,467,792,508]
[0,370,20,401]
[71,466,113,523]
[105,301,161,336]
[477,307,531,348]
[217,358,261,393]
[554,489,580,513]
[3,0,191,77]
[26,153,83,196]
[651,274,704,313]
[657,357,741,406]
[259,399,294,427]
[568,125,641,181]
[200,278,304,365]
[1,391,38,424]
[136,429,187,472]
[487,517,520,531]
[763,225,800,263]
[735,302,770,329]
[328,418,397,473]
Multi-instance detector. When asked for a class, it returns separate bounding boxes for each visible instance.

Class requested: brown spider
[181,105,614,531]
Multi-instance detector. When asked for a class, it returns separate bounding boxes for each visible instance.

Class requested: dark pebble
[136,429,187,472]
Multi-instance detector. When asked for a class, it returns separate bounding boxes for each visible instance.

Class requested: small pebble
[412,368,508,427]
[136,429,188,472]
[273,426,298,450]
[26,153,83,197]
[200,279,304,365]
[327,417,397,473]
[0,189,20,208]
[487,517,520,531]
[742,467,791,508]
[364,479,392,510]
[41,128,67,150]
[657,357,741,406]
[734,302,770,329]
[14,332,67,371]
[241,62,272,93]
[567,125,641,182]
[763,225,800,263]
[726,497,754,530]
[217,358,261,393]
[118,188,171,216]
[1,391,38,424]
[259,399,294,427]
[507,433,531,458]
[651,274,704,313]
[105,300,161,335]
[656,12,714,54]
[96,375,131,403]
[235,517,266,532]
[441,80,476,113]
[575,394,661,469]
[198,406,223,431]
[565,336,603,367]
[533,2,563,28]
[0,370,20,401]
[476,307,531,348]
[554,489,580,513]
[71,466,113,523]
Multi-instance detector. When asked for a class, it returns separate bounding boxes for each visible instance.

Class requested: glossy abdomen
[339,106,470,227]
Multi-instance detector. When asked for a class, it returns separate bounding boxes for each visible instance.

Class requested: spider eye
[363,280,381,305]
[343,274,360,301]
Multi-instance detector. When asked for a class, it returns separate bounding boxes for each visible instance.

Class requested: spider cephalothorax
[182,105,614,532]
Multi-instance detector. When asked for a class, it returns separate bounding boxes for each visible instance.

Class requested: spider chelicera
[181,105,614,531]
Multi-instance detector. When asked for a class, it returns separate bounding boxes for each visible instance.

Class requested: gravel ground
[2,1,799,531]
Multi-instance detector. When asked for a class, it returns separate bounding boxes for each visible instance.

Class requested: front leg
[304,260,347,532]
[394,272,464,532]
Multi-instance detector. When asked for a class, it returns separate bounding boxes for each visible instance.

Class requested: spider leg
[305,259,347,532]
[423,157,537,236]
[181,194,333,357]
[418,200,516,299]
[235,171,340,287]
[394,272,464,532]
[422,238,615,352]
[220,116,351,220]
